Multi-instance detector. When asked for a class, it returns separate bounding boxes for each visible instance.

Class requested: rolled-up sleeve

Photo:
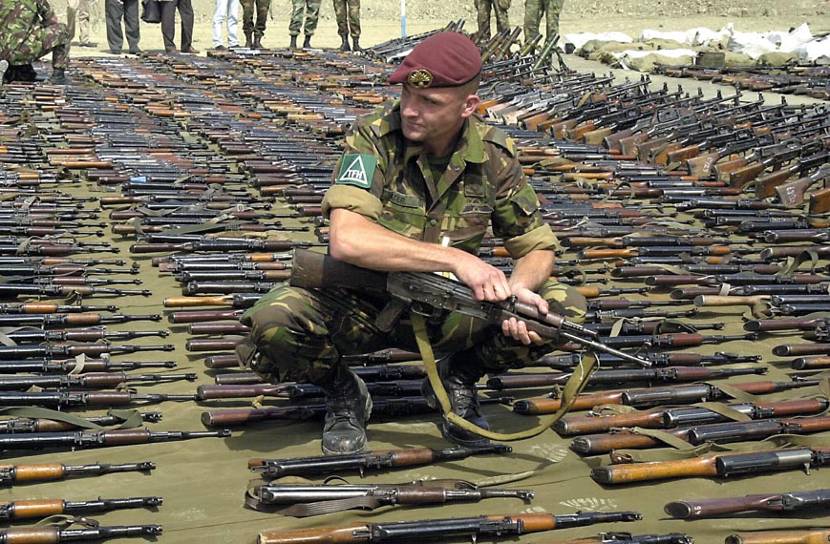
[321,121,386,221]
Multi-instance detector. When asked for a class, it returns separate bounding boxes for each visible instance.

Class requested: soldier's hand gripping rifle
[290,249,651,442]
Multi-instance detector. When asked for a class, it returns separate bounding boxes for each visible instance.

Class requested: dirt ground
[52,1,830,55]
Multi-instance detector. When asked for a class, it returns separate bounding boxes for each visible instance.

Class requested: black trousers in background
[161,0,194,51]
[105,0,140,52]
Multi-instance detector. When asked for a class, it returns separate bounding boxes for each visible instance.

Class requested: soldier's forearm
[329,209,460,273]
[508,250,555,292]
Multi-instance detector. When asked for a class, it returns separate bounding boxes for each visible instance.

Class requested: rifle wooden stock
[792,356,830,370]
[163,296,233,308]
[556,408,666,436]
[726,530,830,544]
[694,295,769,307]
[809,186,830,214]
[757,168,797,199]
[665,494,790,519]
[186,338,242,352]
[772,343,830,357]
[592,455,718,484]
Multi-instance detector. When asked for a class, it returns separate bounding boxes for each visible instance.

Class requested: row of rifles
[0,25,828,543]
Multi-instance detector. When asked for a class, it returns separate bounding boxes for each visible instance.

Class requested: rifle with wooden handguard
[0,496,162,521]
[486,366,764,390]
[572,415,830,455]
[257,511,642,544]
[0,428,229,451]
[290,249,652,367]
[513,379,819,414]
[0,411,162,433]
[0,358,176,374]
[246,480,533,515]
[665,489,830,519]
[592,447,830,484]
[0,461,155,486]
[555,398,828,436]
[0,523,162,543]
[202,396,512,427]
[250,445,512,479]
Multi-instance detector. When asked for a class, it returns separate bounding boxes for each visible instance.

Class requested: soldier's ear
[460,94,481,119]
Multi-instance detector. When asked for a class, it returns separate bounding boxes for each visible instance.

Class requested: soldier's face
[400,84,479,148]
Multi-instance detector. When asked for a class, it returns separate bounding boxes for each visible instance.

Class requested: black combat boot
[352,37,362,52]
[48,68,67,85]
[245,33,253,48]
[302,35,312,49]
[289,35,298,49]
[339,34,350,51]
[320,366,372,455]
[422,357,490,446]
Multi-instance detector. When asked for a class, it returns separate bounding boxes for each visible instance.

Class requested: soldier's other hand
[501,287,546,345]
[453,253,511,303]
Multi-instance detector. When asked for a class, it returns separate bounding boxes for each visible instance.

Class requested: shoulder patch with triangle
[335,153,377,189]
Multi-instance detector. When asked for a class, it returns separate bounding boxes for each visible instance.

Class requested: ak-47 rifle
[257,511,641,544]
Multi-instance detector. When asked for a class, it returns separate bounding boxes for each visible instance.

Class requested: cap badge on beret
[407,69,433,88]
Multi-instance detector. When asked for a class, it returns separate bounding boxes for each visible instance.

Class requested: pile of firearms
[2,27,827,542]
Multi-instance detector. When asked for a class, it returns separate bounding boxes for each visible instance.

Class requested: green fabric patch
[335,153,377,189]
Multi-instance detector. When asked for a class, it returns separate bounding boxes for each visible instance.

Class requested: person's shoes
[164,46,177,53]
[182,47,199,54]
[320,366,372,455]
[302,35,312,49]
[252,37,268,50]
[228,43,240,49]
[128,46,141,54]
[289,35,298,49]
[78,41,97,47]
[0,61,8,85]
[48,68,67,85]
[422,357,491,446]
[352,37,362,52]
[245,33,253,48]
[213,45,226,50]
[109,48,122,54]
[339,34,350,51]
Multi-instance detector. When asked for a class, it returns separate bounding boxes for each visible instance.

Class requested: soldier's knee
[539,281,587,324]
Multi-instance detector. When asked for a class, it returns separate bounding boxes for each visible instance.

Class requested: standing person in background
[0,0,70,84]
[288,0,321,50]
[213,0,240,49]
[523,0,564,44]
[67,0,96,47]
[160,0,197,54]
[332,0,361,52]
[239,0,269,49]
[475,0,510,41]
[104,0,140,54]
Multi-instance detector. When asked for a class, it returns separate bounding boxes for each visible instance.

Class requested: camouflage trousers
[11,21,70,70]
[332,0,360,38]
[237,280,586,385]
[66,0,93,45]
[289,0,321,37]
[240,0,270,39]
[475,0,510,41]
[523,0,564,43]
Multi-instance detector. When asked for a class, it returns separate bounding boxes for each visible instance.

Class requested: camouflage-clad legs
[332,0,360,39]
[240,0,269,41]
[0,0,69,71]
[237,279,586,385]
[66,0,93,46]
[289,0,322,37]
[523,0,564,43]
[475,0,510,41]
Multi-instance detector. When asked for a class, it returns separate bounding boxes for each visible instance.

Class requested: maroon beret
[389,32,482,88]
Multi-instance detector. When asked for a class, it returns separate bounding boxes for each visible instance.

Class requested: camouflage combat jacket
[0,0,58,57]
[321,102,558,258]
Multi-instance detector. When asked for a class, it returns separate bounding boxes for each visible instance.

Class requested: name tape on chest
[335,153,377,189]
